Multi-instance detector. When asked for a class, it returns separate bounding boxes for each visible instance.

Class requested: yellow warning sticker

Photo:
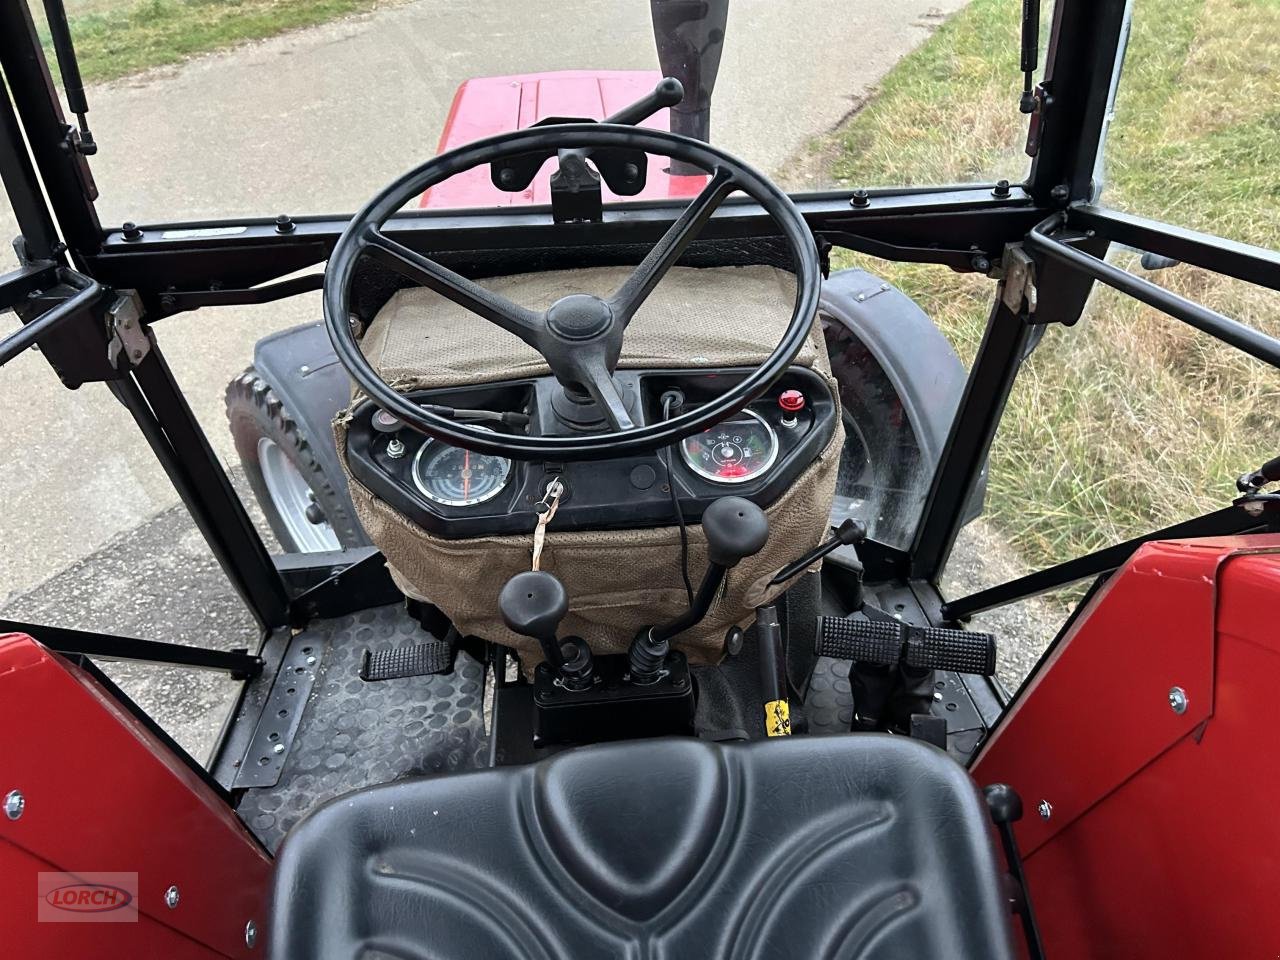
[765,699,792,737]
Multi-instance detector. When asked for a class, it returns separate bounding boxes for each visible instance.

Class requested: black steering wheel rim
[324,122,821,461]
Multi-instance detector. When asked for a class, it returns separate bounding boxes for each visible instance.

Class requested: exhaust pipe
[650,0,729,174]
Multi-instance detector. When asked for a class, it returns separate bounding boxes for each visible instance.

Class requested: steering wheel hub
[546,294,614,340]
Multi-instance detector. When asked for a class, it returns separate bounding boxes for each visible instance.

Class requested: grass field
[811,0,1280,576]
[43,0,384,83]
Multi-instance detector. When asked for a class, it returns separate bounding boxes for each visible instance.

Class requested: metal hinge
[59,121,97,157]
[1023,82,1053,157]
[106,291,150,369]
[1000,246,1038,319]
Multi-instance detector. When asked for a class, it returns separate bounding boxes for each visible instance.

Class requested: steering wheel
[324,123,820,462]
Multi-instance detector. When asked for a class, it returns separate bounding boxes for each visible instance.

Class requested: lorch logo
[38,872,139,922]
[46,883,132,912]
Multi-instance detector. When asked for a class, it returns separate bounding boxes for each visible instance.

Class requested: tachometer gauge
[412,431,512,507]
[680,409,779,484]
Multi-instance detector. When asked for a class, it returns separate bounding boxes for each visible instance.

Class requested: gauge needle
[463,450,470,501]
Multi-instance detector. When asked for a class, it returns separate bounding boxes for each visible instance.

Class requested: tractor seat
[269,735,1015,959]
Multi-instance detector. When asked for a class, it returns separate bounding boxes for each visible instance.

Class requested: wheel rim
[257,437,342,552]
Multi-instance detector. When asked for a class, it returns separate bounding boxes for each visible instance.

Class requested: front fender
[820,267,986,522]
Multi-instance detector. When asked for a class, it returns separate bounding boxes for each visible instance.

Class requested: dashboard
[344,366,836,539]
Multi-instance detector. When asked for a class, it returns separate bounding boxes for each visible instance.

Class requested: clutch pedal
[815,616,997,676]
[360,640,454,681]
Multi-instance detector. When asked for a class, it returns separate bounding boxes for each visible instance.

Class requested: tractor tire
[225,367,369,553]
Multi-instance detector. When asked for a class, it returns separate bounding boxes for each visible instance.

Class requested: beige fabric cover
[335,265,842,664]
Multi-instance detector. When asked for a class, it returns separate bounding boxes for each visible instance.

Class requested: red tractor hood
[420,70,706,209]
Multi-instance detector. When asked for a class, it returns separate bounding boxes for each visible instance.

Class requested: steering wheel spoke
[362,227,545,347]
[608,167,736,326]
[571,355,636,431]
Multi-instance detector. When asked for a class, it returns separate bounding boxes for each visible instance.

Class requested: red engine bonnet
[420,70,707,209]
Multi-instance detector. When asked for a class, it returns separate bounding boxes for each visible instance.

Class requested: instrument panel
[412,429,513,507]
[680,409,779,484]
[344,366,836,539]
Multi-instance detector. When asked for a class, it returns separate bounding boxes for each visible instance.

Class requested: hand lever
[1237,453,1280,492]
[769,517,867,588]
[629,497,768,682]
[604,77,685,127]
[499,571,570,671]
[499,571,596,689]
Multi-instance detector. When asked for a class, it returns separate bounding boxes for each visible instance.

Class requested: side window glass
[947,0,1280,692]
[1100,0,1278,248]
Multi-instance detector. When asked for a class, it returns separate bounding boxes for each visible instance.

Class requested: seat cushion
[269,735,1014,959]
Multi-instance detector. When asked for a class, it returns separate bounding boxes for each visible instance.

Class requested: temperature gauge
[680,409,779,484]
[412,430,512,507]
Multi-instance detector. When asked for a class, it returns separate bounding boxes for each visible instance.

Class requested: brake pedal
[815,616,997,676]
[360,641,454,681]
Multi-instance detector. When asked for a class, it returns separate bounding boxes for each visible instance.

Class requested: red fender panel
[0,634,271,959]
[973,535,1280,959]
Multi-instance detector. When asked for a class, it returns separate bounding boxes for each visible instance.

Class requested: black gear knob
[702,497,769,568]
[983,783,1024,825]
[499,571,568,644]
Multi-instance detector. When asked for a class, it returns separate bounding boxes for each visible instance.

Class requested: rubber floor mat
[236,604,487,850]
[805,658,988,763]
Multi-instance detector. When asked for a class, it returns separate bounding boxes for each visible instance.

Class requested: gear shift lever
[499,571,569,666]
[499,571,595,689]
[499,568,593,686]
[629,496,768,683]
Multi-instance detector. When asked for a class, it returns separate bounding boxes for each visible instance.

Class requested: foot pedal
[815,616,997,676]
[910,713,948,748]
[360,641,454,681]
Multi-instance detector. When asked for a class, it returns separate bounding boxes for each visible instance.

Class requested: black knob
[653,76,685,106]
[702,497,768,568]
[603,77,685,127]
[834,516,868,545]
[499,571,568,642]
[983,783,1024,825]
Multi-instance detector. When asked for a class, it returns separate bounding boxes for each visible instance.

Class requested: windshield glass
[37,0,1037,224]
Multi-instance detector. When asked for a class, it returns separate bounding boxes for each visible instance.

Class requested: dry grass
[818,0,1034,189]
[807,0,1280,572]
[40,0,385,84]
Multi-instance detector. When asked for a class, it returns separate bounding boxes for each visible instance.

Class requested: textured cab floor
[803,656,857,733]
[236,605,488,850]
[806,657,989,763]
[235,608,981,849]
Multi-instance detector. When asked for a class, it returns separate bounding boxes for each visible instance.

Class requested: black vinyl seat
[269,735,1014,959]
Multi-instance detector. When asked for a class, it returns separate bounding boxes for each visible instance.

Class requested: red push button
[779,389,806,413]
